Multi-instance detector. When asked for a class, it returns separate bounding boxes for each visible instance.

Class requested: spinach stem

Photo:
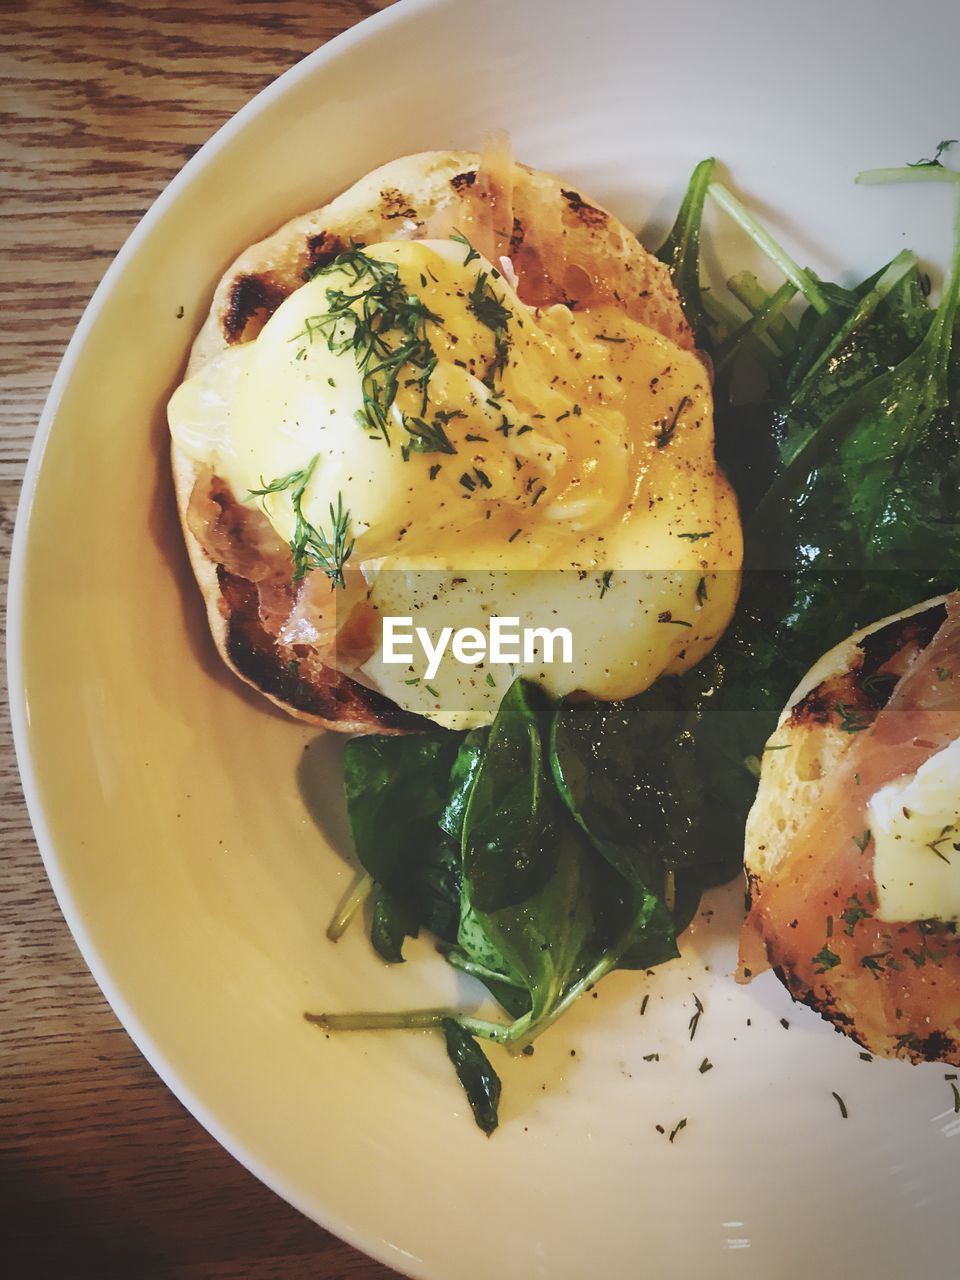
[505,951,621,1053]
[305,1007,514,1044]
[708,181,832,315]
[856,167,960,187]
[306,1008,449,1031]
[714,279,798,374]
[725,271,798,354]
[441,949,527,989]
[324,871,373,942]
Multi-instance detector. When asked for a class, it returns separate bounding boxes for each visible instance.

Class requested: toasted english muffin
[742,594,960,1062]
[171,150,697,731]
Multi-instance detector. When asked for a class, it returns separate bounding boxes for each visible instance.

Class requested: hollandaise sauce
[169,238,741,726]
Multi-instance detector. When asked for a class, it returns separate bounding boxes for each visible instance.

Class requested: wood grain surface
[1,3,402,1275]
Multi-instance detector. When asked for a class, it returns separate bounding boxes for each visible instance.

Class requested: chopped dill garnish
[401,413,458,455]
[449,229,480,265]
[676,530,713,541]
[907,139,957,169]
[668,1117,687,1142]
[294,247,440,445]
[467,269,512,386]
[841,894,869,935]
[926,824,956,862]
[831,1091,848,1119]
[688,993,704,1040]
[698,1057,713,1073]
[835,702,871,733]
[599,570,613,598]
[655,395,691,449]
[249,456,354,587]
[812,943,841,974]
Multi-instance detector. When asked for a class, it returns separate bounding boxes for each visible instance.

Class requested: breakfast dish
[167,148,740,733]
[13,0,960,1269]
[167,138,960,1131]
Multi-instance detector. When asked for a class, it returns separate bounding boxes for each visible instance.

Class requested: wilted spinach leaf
[343,732,463,955]
[441,1018,501,1135]
[461,681,558,913]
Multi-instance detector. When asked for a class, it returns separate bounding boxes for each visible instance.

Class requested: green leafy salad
[309,146,960,1133]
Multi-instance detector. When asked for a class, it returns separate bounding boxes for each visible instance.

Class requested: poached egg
[169,237,742,727]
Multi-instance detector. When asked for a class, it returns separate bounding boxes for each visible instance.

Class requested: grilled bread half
[740,594,960,1063]
[170,150,697,731]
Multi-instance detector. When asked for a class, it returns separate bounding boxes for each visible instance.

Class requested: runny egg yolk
[169,238,742,728]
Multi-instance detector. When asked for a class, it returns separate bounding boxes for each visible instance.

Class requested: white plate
[10,0,960,1275]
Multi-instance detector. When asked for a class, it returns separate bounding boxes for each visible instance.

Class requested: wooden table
[1,3,400,1274]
